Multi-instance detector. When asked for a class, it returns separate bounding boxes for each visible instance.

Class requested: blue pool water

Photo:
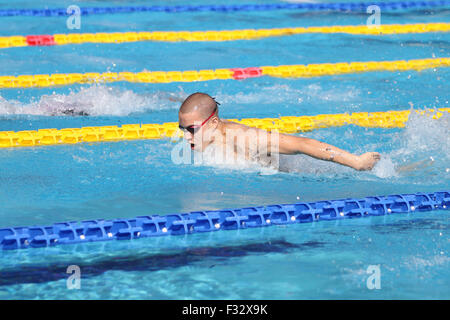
[0,0,449,299]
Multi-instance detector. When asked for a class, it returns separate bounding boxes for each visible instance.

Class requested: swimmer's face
[178,109,218,151]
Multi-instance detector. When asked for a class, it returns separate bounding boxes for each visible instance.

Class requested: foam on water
[0,82,359,117]
[394,109,450,160]
[385,110,450,180]
[186,141,279,176]
[0,85,186,117]
[371,155,398,179]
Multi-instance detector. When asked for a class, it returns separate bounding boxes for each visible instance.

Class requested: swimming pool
[0,0,449,299]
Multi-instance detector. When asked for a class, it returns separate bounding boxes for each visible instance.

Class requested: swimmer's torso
[202,120,279,168]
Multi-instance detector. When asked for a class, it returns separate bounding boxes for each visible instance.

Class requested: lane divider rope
[2,23,449,49]
[1,57,449,89]
[1,1,449,17]
[0,108,448,149]
[1,190,448,250]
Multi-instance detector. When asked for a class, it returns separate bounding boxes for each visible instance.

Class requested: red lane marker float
[230,67,263,80]
[26,35,56,46]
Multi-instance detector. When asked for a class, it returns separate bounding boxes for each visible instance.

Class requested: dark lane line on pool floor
[0,239,326,286]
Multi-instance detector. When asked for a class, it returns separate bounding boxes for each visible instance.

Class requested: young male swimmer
[178,92,381,171]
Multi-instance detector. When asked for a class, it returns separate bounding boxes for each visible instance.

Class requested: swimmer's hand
[355,152,381,171]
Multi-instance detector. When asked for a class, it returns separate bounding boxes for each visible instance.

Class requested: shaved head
[178,92,221,151]
[179,92,219,118]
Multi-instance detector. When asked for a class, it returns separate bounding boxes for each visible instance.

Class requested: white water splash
[0,85,187,116]
[393,109,450,161]
[191,142,279,176]
[0,83,359,117]
[364,110,449,180]
[371,155,398,179]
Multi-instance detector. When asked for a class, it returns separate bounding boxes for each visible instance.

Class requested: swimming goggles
[179,105,218,135]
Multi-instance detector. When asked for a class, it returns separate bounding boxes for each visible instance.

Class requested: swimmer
[60,108,89,116]
[178,92,381,171]
[49,107,89,116]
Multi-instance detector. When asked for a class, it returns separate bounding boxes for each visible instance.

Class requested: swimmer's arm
[274,134,380,171]
[395,158,434,173]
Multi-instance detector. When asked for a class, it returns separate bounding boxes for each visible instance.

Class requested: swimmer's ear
[211,116,219,126]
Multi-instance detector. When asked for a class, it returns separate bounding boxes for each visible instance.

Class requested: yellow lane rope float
[1,23,449,48]
[1,57,449,89]
[0,108,448,149]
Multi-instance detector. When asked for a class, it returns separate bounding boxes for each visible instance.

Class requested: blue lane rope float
[1,191,448,250]
[1,1,449,17]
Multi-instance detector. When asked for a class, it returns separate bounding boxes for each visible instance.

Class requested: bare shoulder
[222,120,254,132]
[222,120,265,133]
